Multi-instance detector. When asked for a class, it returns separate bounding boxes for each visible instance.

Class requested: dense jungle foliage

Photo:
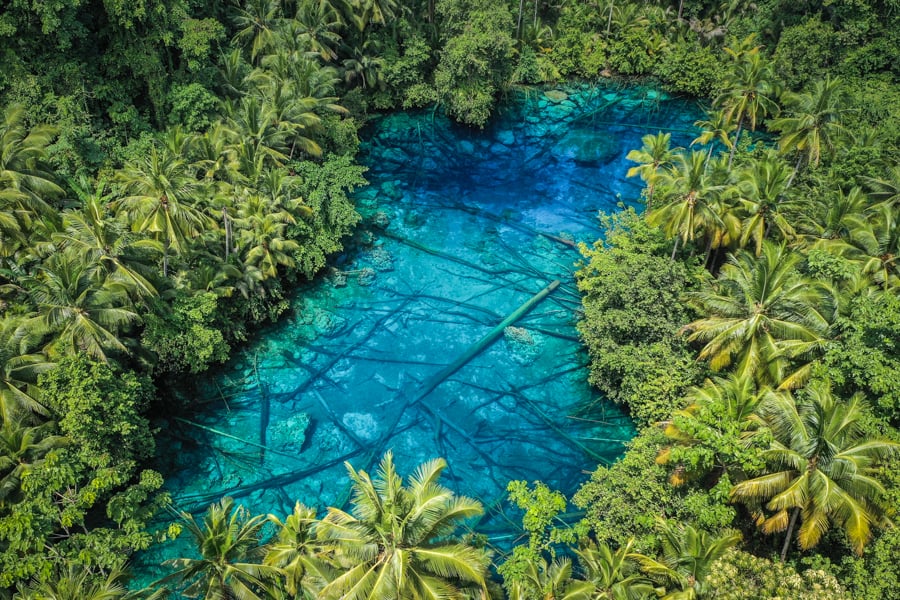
[0,0,898,597]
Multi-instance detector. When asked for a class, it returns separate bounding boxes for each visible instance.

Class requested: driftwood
[173,417,304,463]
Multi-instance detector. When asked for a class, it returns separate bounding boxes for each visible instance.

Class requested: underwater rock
[371,211,391,229]
[403,210,425,228]
[342,412,381,442]
[552,129,619,165]
[366,246,394,272]
[459,140,476,154]
[327,267,347,288]
[380,180,403,200]
[503,326,544,366]
[312,309,346,337]
[496,129,516,146]
[269,413,310,453]
[544,90,568,103]
[357,267,376,286]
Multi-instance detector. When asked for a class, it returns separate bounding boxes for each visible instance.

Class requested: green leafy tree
[0,417,67,508]
[730,383,899,559]
[317,452,490,599]
[141,292,229,375]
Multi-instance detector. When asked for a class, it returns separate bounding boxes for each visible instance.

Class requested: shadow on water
[134,82,702,582]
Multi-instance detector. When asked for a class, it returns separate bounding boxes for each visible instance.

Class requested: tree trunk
[670,235,681,261]
[678,0,684,20]
[728,120,743,168]
[533,0,539,28]
[780,507,801,561]
[517,0,525,39]
[606,0,614,35]
[223,208,231,260]
[703,237,714,269]
[163,241,169,278]
[785,154,803,189]
[428,0,434,23]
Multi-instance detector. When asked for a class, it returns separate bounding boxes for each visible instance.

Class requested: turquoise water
[136,83,701,581]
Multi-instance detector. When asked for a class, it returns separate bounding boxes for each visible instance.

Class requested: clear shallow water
[136,83,701,582]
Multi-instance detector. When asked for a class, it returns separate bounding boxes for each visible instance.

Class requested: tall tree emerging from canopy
[316,452,490,599]
[682,242,833,387]
[730,384,899,559]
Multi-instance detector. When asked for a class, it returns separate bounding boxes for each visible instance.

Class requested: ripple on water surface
[137,84,701,580]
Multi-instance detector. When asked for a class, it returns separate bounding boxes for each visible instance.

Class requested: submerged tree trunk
[780,507,801,561]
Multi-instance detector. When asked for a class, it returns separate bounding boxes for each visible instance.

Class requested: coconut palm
[292,0,344,62]
[838,202,900,289]
[715,51,779,167]
[316,452,490,599]
[626,132,677,209]
[113,146,212,277]
[731,152,796,254]
[571,539,659,600]
[0,317,54,422]
[234,194,300,281]
[648,151,725,259]
[769,76,847,174]
[0,104,64,228]
[730,383,899,559]
[691,109,736,161]
[682,241,834,387]
[160,497,277,599]
[0,416,67,507]
[638,520,740,599]
[264,502,333,599]
[232,0,283,64]
[56,180,159,299]
[861,164,900,207]
[17,252,138,362]
[508,557,584,600]
[15,563,165,600]
[224,96,290,172]
[658,374,771,486]
[794,186,869,244]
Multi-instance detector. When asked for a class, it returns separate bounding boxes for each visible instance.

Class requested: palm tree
[264,502,333,599]
[794,186,869,244]
[838,202,899,289]
[648,151,724,259]
[715,52,779,167]
[626,132,677,209]
[769,77,847,176]
[160,497,277,599]
[114,146,212,277]
[0,317,54,422]
[508,557,583,600]
[0,104,64,228]
[234,194,300,281]
[231,0,283,64]
[571,539,659,600]
[861,164,900,207]
[316,452,490,599]
[691,109,736,161]
[17,252,139,362]
[638,520,740,599]
[682,241,833,387]
[0,416,67,507]
[15,563,165,600]
[658,374,770,486]
[56,179,160,299]
[730,383,899,559]
[292,0,344,62]
[731,152,796,255]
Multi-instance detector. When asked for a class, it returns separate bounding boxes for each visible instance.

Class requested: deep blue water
[135,83,701,583]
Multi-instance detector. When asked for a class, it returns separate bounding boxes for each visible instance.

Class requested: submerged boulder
[269,412,310,453]
[342,412,381,442]
[552,128,619,165]
[504,326,544,366]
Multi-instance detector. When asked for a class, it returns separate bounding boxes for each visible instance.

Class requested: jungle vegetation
[0,0,898,597]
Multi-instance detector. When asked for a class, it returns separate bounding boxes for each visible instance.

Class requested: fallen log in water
[381,231,518,276]
[412,279,561,405]
[173,417,304,463]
